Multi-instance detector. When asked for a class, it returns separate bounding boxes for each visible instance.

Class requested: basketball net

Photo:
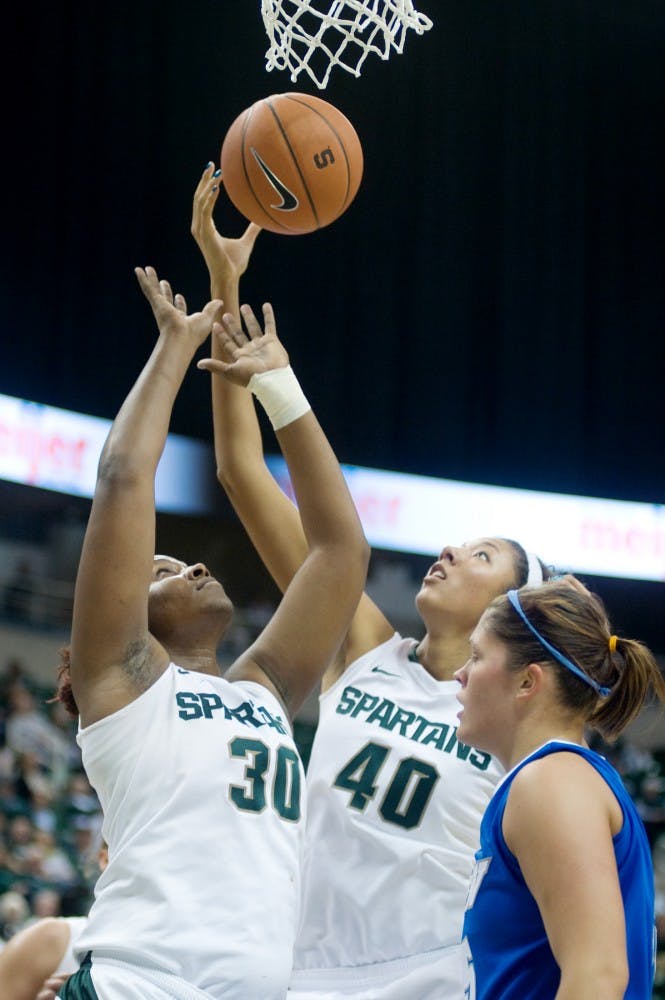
[261,1,433,90]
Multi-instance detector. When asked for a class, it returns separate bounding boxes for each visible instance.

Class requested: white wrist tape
[248,365,311,431]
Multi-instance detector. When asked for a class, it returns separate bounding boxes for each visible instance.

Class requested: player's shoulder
[508,746,610,822]
[29,916,72,944]
[0,915,71,958]
[512,746,587,788]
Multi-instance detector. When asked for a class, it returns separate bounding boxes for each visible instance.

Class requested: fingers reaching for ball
[197,302,288,387]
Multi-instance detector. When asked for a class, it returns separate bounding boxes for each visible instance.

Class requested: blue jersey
[463,741,656,999]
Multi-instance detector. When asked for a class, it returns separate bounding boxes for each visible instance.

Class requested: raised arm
[70,269,221,727]
[198,303,369,717]
[191,166,392,689]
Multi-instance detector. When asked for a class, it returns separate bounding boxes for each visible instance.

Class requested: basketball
[220,92,363,236]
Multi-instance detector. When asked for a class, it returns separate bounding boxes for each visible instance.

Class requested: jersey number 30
[229,737,302,821]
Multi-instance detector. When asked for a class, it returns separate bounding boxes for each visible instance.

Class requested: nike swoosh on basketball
[371,665,400,677]
[251,148,298,211]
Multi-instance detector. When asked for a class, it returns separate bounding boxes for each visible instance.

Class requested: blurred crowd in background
[0,657,101,938]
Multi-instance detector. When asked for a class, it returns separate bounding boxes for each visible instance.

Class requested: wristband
[248,365,311,431]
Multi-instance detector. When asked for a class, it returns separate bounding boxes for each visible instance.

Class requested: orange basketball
[220,92,363,236]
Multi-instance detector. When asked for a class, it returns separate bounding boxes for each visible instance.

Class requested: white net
[261,0,433,90]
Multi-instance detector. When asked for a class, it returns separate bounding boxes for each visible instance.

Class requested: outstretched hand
[197,303,289,387]
[135,266,222,351]
[191,164,261,285]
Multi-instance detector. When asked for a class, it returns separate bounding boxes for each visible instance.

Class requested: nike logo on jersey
[371,664,400,677]
[251,148,298,211]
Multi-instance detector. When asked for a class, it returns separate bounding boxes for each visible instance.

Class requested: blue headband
[506,590,611,697]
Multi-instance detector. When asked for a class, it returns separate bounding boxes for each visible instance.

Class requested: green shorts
[58,953,99,1000]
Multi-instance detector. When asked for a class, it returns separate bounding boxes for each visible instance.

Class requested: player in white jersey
[54,263,369,1000]
[191,168,552,999]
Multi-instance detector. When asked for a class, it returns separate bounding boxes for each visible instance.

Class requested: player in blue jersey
[55,266,368,1000]
[456,574,665,999]
[191,165,554,998]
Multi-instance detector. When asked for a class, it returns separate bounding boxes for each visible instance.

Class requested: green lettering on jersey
[199,692,224,718]
[366,699,395,728]
[334,742,440,829]
[334,686,494,773]
[386,707,417,736]
[469,748,492,771]
[229,738,302,822]
[337,685,363,715]
[334,742,389,810]
[176,692,203,720]
[421,723,451,749]
[350,692,380,717]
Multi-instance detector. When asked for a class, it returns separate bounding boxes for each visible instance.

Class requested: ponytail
[589,635,665,741]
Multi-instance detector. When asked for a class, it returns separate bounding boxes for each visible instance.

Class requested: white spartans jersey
[75,663,305,999]
[291,634,503,995]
